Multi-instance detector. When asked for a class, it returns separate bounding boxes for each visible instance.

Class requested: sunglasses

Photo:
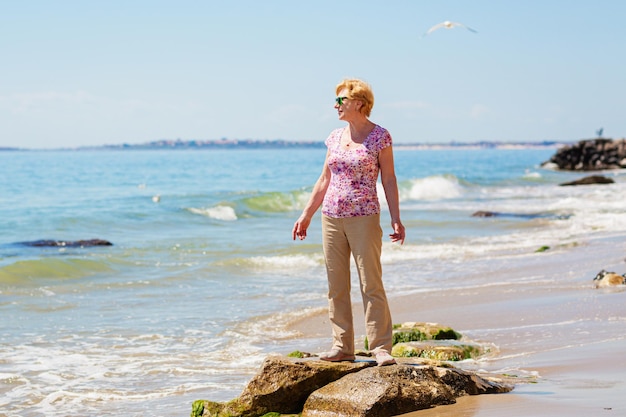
[335,96,349,106]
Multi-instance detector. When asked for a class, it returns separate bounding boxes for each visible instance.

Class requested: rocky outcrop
[593,270,626,288]
[192,323,516,416]
[559,175,615,186]
[19,239,113,247]
[192,356,513,417]
[302,362,509,417]
[195,358,371,417]
[542,138,626,171]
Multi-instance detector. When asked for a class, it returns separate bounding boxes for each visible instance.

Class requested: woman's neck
[346,118,375,143]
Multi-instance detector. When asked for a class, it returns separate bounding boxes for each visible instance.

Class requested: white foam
[247,253,324,269]
[188,205,237,221]
[0,329,267,416]
[403,175,463,201]
[522,170,542,179]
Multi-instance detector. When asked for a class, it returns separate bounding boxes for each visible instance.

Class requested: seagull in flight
[424,21,477,37]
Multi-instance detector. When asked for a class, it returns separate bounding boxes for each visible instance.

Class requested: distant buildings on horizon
[1,138,580,151]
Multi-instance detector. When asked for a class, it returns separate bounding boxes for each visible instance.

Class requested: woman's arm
[292,150,331,241]
[379,145,406,244]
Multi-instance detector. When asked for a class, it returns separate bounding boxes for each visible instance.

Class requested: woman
[292,78,405,366]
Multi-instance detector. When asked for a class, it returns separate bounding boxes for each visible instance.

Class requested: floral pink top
[322,125,392,218]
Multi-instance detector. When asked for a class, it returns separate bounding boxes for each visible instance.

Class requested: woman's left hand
[389,220,405,244]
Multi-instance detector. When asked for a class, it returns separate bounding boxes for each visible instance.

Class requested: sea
[1,145,626,417]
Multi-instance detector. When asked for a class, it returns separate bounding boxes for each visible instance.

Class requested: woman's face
[335,88,361,121]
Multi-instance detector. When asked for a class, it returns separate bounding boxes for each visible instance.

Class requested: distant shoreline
[1,139,572,152]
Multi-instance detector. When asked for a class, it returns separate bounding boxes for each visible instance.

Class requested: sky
[1,0,625,149]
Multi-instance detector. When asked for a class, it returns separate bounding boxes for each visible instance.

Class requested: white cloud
[0,91,94,114]
[469,104,490,119]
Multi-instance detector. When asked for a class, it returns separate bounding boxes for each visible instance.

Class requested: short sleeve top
[322,125,392,218]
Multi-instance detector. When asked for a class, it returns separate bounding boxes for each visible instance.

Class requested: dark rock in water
[471,211,570,220]
[593,269,626,288]
[559,175,615,186]
[193,356,513,417]
[472,211,498,217]
[542,138,626,171]
[20,239,113,248]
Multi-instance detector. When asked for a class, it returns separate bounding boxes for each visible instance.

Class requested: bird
[423,21,477,37]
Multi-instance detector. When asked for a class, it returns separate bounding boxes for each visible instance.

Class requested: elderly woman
[292,78,405,366]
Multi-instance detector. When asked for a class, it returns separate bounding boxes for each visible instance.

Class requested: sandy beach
[290,233,626,416]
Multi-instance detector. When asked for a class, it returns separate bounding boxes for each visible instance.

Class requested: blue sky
[1,0,625,149]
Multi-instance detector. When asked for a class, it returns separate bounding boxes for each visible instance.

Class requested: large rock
[196,357,372,417]
[192,356,512,417]
[302,363,511,417]
[559,175,615,186]
[470,211,570,220]
[542,138,626,171]
[19,239,113,247]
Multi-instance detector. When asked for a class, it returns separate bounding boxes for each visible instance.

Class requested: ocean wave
[188,177,467,221]
[0,257,114,285]
[217,253,324,271]
[0,330,257,416]
[240,190,310,213]
[226,307,327,342]
[399,175,464,201]
[186,190,311,221]
[522,170,543,180]
[187,205,238,221]
[188,176,464,220]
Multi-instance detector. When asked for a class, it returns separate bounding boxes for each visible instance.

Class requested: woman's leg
[344,214,393,353]
[322,215,354,354]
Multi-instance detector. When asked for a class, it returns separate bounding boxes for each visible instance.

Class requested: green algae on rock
[391,340,488,361]
[393,322,462,343]
[365,322,462,350]
[390,323,492,361]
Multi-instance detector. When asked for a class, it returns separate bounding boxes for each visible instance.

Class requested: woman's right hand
[292,150,331,242]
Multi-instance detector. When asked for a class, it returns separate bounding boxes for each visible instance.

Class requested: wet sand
[290,234,626,416]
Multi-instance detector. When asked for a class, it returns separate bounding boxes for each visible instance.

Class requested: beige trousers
[321,213,393,354]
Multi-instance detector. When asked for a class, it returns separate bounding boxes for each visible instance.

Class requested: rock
[363,322,462,353]
[559,175,615,186]
[472,210,498,217]
[542,138,626,171]
[593,269,626,288]
[390,322,461,347]
[363,322,462,356]
[471,211,570,220]
[19,239,113,247]
[302,363,511,417]
[197,357,372,417]
[390,323,491,361]
[391,340,488,361]
[193,356,513,417]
